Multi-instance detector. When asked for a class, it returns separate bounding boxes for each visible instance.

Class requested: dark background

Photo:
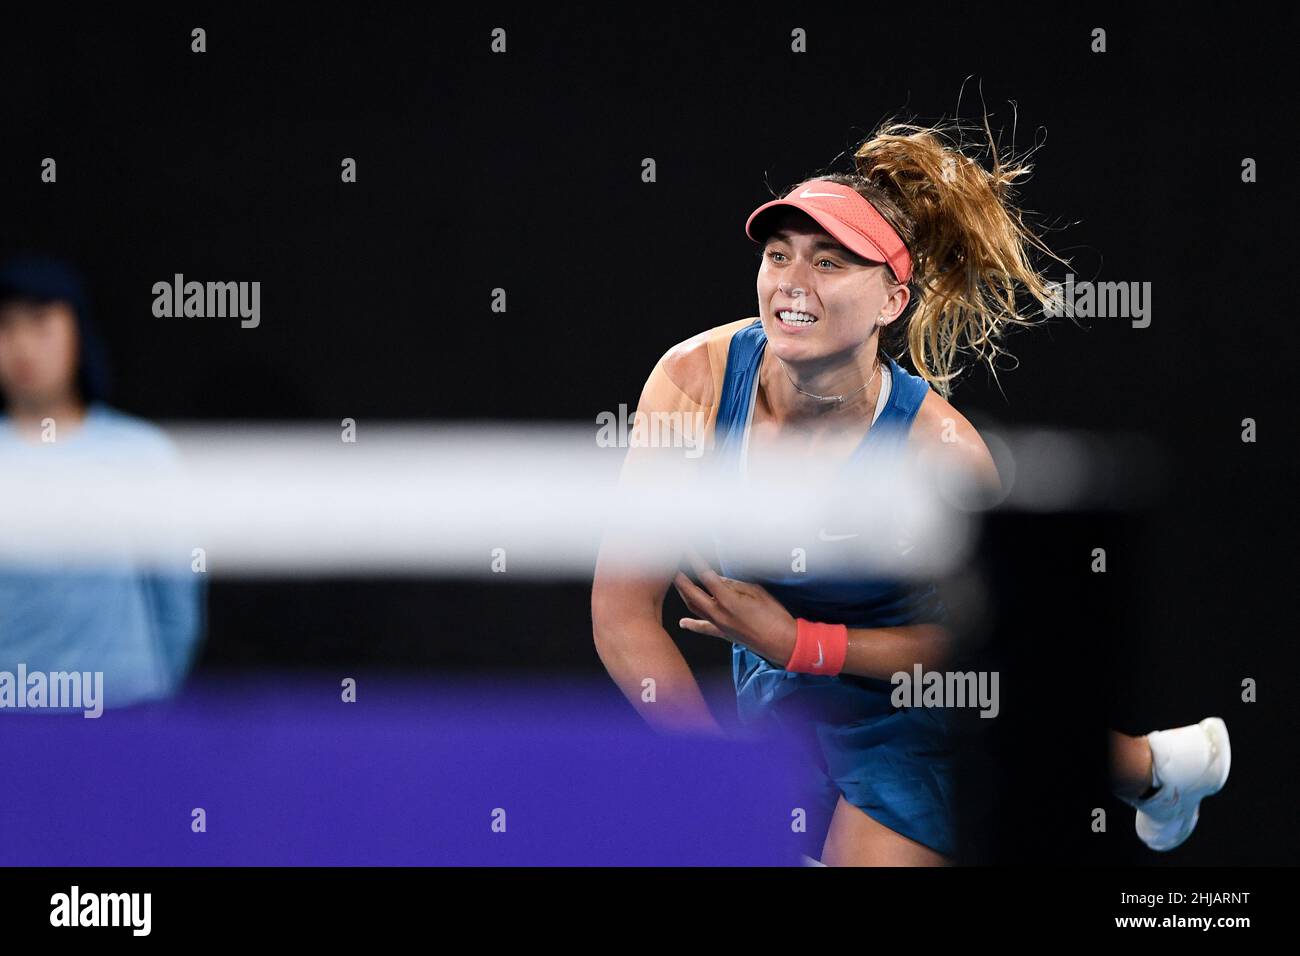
[1,7,1294,863]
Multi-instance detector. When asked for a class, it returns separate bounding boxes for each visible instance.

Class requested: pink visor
[745,179,913,284]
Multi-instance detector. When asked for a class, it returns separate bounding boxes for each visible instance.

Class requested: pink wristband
[785,619,848,675]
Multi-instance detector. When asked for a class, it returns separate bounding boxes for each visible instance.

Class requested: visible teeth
[779,310,816,325]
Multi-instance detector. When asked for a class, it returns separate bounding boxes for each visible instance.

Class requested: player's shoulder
[910,387,1001,491]
[650,317,756,408]
[87,404,179,459]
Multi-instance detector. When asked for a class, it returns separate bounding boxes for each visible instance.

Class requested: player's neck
[5,393,88,438]
[758,350,881,427]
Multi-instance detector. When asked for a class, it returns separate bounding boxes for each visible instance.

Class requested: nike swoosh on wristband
[813,642,824,667]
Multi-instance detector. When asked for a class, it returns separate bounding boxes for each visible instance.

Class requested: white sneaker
[1125,717,1231,852]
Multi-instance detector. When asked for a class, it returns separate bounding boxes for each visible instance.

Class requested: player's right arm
[590,335,722,736]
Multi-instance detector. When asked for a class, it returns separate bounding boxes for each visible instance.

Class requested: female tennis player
[591,118,1229,864]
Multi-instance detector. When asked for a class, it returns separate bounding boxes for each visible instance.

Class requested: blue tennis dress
[710,319,956,859]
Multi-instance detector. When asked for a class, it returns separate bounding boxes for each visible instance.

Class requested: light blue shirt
[0,402,206,708]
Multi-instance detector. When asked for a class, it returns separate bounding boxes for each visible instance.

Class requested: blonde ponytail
[793,114,1069,398]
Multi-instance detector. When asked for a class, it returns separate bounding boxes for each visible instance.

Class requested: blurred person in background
[0,255,205,709]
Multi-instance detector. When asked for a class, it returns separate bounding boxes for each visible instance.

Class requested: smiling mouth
[776,309,818,328]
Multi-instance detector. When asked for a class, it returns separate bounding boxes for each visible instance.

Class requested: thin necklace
[776,355,880,405]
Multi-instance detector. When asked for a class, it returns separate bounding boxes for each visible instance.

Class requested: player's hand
[673,546,797,666]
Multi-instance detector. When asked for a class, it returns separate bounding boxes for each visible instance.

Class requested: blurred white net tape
[0,424,1158,578]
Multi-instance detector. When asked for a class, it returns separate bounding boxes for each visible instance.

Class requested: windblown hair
[766,113,1068,398]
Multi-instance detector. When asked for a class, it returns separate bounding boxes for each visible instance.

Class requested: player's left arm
[836,392,1000,679]
[907,390,1003,498]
